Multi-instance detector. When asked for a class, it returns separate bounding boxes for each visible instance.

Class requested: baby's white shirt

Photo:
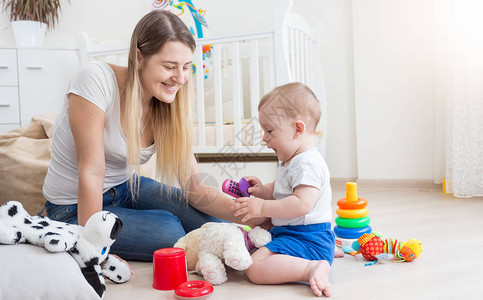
[272,148,332,226]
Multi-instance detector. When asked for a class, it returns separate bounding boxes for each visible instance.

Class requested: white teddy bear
[174,222,272,285]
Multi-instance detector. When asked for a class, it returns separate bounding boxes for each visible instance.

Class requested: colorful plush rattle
[342,232,423,266]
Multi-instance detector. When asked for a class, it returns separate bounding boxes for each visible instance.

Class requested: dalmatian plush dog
[0,201,131,299]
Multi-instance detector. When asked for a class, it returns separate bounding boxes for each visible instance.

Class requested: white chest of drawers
[0,47,81,134]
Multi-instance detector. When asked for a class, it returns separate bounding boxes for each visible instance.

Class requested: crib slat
[213,44,223,147]
[194,46,205,147]
[249,40,261,147]
[304,35,310,85]
[298,33,303,83]
[231,41,242,147]
[309,39,316,87]
[300,33,305,82]
[268,37,276,90]
[289,28,296,81]
[311,39,317,87]
[295,30,302,82]
[301,34,307,83]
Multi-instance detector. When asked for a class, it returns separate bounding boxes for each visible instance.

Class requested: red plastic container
[153,247,187,290]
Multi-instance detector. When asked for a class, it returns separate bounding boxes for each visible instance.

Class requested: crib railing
[192,32,276,156]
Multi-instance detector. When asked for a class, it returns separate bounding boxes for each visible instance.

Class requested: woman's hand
[244,176,264,198]
[231,196,265,223]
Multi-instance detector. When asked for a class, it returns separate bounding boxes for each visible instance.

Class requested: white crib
[76,0,326,160]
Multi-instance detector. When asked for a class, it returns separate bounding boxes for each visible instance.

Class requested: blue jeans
[43,176,223,261]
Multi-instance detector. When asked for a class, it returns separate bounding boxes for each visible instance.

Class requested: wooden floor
[104,185,483,300]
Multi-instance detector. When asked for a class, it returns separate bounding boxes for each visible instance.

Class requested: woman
[42,10,265,262]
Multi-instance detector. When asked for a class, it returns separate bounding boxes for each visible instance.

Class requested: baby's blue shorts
[265,222,335,265]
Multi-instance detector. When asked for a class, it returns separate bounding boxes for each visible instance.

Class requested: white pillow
[0,244,100,300]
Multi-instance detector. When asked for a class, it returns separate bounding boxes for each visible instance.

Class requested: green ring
[335,216,371,228]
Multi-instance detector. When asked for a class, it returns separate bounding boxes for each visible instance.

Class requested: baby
[232,82,335,297]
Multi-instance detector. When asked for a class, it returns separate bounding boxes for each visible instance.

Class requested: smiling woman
[40,10,258,267]
[137,41,192,105]
[123,11,197,192]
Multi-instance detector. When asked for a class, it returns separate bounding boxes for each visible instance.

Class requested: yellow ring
[336,208,369,219]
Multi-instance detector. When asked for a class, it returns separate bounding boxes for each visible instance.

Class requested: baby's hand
[231,197,265,223]
[248,217,273,231]
[244,176,264,198]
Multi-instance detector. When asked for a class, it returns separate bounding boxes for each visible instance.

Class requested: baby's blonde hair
[258,82,321,134]
[125,10,195,196]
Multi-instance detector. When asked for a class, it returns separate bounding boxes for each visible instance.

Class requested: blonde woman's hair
[258,82,321,134]
[125,10,196,196]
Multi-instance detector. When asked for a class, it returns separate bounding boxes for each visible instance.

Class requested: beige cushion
[0,114,56,215]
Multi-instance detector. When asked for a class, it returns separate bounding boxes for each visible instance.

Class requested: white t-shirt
[271,148,332,226]
[43,62,155,205]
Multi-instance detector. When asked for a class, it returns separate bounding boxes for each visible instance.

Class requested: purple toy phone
[222,178,251,198]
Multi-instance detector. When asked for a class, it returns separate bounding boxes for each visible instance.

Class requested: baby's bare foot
[307,260,332,297]
[334,247,345,258]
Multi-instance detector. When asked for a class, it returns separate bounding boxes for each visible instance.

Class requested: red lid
[175,280,214,298]
[154,247,185,258]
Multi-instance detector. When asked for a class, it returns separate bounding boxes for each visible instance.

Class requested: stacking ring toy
[335,216,371,228]
[334,226,372,239]
[336,208,369,219]
[175,280,213,300]
[337,197,368,210]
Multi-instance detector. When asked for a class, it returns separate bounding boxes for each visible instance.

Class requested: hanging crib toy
[152,0,213,79]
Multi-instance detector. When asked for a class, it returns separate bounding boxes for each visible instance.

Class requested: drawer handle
[0,66,8,69]
[26,66,43,70]
[0,104,10,107]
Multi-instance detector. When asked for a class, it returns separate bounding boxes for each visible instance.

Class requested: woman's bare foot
[334,247,345,258]
[307,260,332,297]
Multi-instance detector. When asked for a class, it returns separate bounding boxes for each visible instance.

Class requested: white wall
[0,0,153,48]
[0,0,437,180]
[352,0,435,180]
